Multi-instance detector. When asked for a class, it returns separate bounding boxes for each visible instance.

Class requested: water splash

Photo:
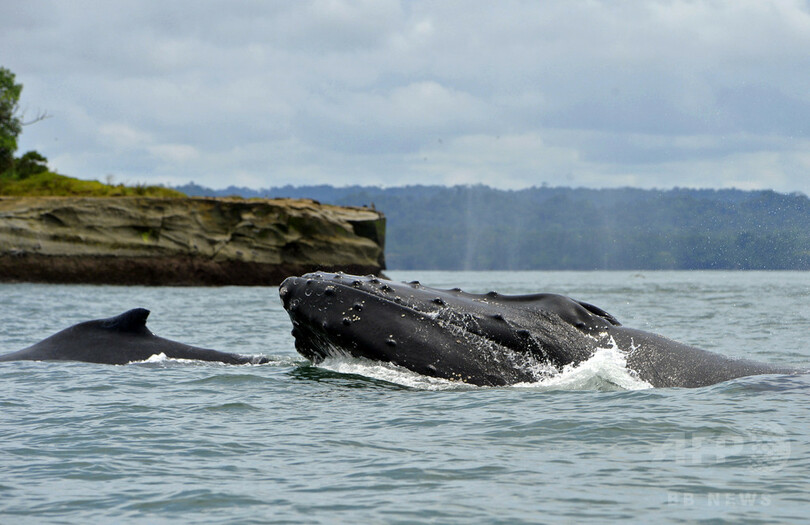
[129,353,291,367]
[317,339,652,392]
[319,357,472,391]
[515,344,652,391]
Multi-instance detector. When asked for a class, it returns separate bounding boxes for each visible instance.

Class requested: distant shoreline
[175,183,810,271]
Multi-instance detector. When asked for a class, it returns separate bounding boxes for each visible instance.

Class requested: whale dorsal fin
[100,308,151,333]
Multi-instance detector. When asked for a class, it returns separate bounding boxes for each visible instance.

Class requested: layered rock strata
[0,197,385,285]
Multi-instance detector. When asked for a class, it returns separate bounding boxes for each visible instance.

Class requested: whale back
[0,308,267,365]
[0,308,157,363]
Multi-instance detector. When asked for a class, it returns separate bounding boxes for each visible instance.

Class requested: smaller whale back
[0,308,158,363]
[0,308,269,365]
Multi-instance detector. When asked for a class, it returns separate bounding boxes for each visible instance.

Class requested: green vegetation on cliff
[0,170,184,197]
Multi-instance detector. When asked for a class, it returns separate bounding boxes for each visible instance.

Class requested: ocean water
[1,271,809,524]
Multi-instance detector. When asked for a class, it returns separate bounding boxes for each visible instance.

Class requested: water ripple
[1,274,809,524]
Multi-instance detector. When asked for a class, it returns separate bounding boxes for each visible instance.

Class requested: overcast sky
[3,1,810,192]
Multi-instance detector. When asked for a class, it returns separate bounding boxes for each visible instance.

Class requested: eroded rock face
[0,197,385,285]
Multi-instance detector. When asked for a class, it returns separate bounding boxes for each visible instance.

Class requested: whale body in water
[279,272,800,388]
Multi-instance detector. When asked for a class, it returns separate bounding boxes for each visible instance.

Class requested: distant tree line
[175,183,810,271]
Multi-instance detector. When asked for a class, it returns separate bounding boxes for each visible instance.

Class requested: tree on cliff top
[0,66,48,175]
[0,67,23,173]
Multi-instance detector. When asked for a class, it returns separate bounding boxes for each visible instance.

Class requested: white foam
[130,353,237,366]
[131,353,197,366]
[129,353,292,366]
[514,343,653,391]
[319,357,470,391]
[317,339,653,391]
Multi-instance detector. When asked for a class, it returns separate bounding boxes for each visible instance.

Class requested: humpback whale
[279,272,799,388]
[0,308,268,365]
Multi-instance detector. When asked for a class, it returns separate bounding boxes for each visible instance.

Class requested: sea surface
[1,271,809,524]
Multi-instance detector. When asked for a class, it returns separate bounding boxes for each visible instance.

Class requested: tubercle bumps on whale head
[279,272,448,320]
[279,271,617,335]
[280,272,407,320]
[279,272,434,364]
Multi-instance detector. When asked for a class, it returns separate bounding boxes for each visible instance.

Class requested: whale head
[279,272,619,386]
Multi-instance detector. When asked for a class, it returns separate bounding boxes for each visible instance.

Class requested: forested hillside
[176,183,810,270]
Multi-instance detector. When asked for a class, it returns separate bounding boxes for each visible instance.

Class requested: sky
[2,0,810,193]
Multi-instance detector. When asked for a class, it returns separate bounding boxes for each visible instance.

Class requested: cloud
[2,0,810,193]
[407,133,581,188]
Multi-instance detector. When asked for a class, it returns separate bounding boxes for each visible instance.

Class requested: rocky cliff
[0,197,385,285]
